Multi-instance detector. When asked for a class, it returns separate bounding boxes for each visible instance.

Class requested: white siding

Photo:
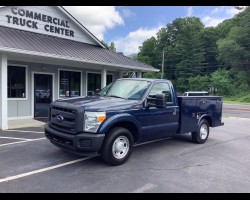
[0,6,99,45]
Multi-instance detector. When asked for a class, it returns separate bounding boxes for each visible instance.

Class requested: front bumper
[44,124,105,156]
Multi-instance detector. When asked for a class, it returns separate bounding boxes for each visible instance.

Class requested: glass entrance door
[34,74,53,120]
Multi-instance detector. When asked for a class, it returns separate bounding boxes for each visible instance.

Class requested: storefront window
[8,66,26,98]
[107,74,113,85]
[87,73,101,96]
[60,70,81,98]
[87,73,114,96]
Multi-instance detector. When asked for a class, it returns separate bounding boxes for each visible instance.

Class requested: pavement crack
[179,135,250,156]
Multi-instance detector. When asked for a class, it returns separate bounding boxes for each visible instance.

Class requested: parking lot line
[0,156,97,184]
[0,138,46,147]
[3,130,44,134]
[0,136,31,141]
[132,183,157,193]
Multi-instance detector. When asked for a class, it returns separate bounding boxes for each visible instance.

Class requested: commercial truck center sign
[5,7,75,37]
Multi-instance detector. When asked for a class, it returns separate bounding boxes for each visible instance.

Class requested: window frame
[8,64,28,101]
[58,69,82,99]
[147,81,174,105]
[85,71,114,96]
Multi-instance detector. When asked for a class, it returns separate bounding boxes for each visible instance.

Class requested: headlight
[84,112,106,133]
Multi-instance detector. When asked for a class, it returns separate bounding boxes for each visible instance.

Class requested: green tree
[109,42,116,52]
[217,7,250,86]
[188,75,211,91]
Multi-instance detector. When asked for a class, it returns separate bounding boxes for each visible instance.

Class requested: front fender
[98,113,142,134]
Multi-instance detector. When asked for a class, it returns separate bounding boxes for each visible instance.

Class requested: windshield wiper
[107,95,125,99]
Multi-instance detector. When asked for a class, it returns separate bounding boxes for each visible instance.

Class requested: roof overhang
[0,47,159,72]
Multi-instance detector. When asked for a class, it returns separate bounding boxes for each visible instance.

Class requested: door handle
[173,108,177,115]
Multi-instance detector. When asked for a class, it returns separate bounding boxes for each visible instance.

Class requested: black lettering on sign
[27,20,32,28]
[44,24,49,31]
[34,13,41,21]
[18,8,25,16]
[60,20,65,27]
[65,29,69,36]
[11,7,18,15]
[47,16,52,24]
[50,25,54,33]
[54,26,60,34]
[42,14,47,22]
[13,17,19,25]
[61,28,64,35]
[26,10,34,19]
[53,18,57,25]
[70,30,74,37]
[66,21,70,28]
[6,15,12,23]
[32,21,38,29]
[20,18,25,26]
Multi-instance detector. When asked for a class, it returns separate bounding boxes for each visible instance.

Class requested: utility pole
[161,50,164,79]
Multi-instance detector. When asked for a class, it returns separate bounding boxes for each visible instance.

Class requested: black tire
[192,119,209,144]
[101,127,134,166]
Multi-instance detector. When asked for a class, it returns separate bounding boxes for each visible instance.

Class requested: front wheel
[192,119,209,144]
[101,127,134,166]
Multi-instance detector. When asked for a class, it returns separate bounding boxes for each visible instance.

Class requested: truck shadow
[84,134,205,166]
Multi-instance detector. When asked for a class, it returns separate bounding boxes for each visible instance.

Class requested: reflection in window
[8,66,26,98]
[149,82,173,103]
[107,74,113,85]
[60,70,81,98]
[87,73,101,96]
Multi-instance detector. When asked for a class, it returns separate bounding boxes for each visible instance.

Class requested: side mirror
[155,94,166,108]
[147,94,166,108]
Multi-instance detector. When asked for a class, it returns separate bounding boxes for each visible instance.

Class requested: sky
[63,6,245,56]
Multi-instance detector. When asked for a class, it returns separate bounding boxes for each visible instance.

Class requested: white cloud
[112,26,162,56]
[187,7,193,17]
[63,6,124,40]
[202,16,226,27]
[202,6,246,27]
[121,8,136,18]
[225,6,246,16]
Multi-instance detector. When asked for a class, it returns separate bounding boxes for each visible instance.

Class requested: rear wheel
[101,127,134,166]
[192,119,209,144]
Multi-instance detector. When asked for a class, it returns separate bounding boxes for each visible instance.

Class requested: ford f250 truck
[45,78,224,165]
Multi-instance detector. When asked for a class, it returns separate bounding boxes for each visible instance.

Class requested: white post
[137,71,142,78]
[101,67,107,89]
[0,53,8,130]
[119,71,123,78]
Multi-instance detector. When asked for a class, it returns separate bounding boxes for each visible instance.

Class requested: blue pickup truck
[45,78,224,165]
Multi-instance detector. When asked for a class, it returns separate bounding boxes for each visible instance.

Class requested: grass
[223,94,250,105]
[223,100,250,105]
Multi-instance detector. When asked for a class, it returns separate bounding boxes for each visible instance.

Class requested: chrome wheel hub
[200,124,208,139]
[112,136,129,159]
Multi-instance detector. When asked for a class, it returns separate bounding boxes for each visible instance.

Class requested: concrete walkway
[8,119,45,129]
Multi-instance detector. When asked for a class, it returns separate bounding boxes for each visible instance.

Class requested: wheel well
[109,122,139,143]
[202,116,212,127]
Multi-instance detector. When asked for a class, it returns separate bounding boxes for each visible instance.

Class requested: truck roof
[118,78,171,83]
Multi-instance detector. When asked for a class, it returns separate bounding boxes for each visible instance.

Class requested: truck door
[142,82,179,141]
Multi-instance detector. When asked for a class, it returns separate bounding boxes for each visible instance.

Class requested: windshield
[99,79,151,100]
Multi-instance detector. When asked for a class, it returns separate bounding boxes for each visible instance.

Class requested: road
[0,116,250,193]
[223,103,250,118]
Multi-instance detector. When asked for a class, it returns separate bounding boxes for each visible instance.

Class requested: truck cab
[45,78,224,165]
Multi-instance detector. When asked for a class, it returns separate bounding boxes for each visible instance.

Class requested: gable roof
[57,6,107,48]
[0,26,159,72]
[0,6,107,48]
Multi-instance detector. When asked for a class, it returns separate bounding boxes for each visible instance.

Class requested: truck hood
[54,96,140,111]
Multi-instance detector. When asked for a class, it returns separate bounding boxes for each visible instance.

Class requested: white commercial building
[0,6,158,130]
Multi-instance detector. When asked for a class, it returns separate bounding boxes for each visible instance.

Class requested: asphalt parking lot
[0,115,250,193]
